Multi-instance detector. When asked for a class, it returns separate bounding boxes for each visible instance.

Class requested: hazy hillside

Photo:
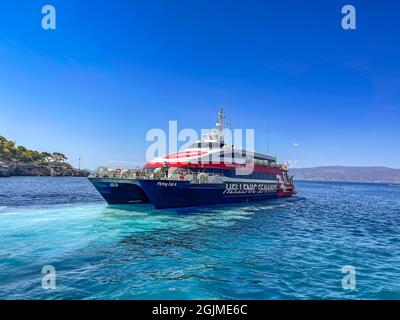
[290,166,400,184]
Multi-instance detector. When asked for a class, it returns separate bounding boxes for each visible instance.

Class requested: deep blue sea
[0,177,399,299]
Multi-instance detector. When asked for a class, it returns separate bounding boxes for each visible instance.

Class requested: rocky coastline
[0,162,90,178]
[1,135,90,178]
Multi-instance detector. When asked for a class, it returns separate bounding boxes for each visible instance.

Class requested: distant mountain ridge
[290,166,400,184]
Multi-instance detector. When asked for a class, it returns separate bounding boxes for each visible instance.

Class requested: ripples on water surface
[1,177,400,299]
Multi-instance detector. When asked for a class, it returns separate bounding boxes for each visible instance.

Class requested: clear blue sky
[1,0,399,169]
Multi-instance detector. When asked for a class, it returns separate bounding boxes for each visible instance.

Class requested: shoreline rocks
[0,164,10,177]
[0,162,90,178]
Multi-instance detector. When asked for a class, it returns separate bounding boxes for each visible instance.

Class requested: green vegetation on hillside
[0,135,68,164]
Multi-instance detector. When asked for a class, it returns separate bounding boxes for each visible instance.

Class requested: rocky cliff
[0,134,90,178]
[0,164,9,177]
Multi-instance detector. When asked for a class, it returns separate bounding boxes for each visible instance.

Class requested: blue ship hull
[139,180,289,209]
[89,178,149,205]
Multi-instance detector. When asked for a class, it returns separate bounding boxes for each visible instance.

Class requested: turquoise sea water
[0,177,400,299]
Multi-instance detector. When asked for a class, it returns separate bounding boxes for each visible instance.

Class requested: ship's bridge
[146,107,279,168]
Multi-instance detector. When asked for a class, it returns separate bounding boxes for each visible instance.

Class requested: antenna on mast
[218,107,224,131]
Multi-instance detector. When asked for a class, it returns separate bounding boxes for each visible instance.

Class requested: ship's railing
[88,167,223,184]
[89,162,290,183]
[89,167,143,179]
[89,160,289,181]
[164,172,224,184]
[149,167,224,184]
[252,159,289,171]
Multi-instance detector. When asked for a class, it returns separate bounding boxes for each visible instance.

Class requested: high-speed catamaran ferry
[89,109,296,209]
